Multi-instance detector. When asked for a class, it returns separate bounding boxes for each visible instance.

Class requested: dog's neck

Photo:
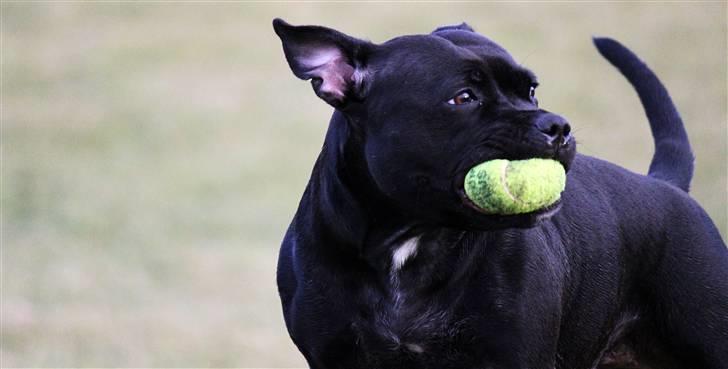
[295,112,426,257]
[297,112,390,239]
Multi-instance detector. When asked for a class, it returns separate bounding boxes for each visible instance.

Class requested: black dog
[273,19,728,369]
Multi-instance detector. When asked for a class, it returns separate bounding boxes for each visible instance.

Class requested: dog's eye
[448,90,477,105]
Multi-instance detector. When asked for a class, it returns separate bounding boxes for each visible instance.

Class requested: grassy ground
[1,3,725,367]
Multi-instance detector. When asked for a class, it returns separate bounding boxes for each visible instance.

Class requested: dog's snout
[536,114,571,145]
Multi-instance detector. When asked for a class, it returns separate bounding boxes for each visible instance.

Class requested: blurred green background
[1,2,725,367]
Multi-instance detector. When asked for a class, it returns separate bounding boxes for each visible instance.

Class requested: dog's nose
[536,114,571,145]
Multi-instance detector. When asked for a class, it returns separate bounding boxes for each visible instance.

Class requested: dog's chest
[351,236,477,365]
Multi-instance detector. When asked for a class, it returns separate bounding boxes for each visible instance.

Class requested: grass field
[1,2,725,367]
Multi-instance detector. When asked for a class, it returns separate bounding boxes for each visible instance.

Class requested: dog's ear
[432,22,475,34]
[273,18,374,108]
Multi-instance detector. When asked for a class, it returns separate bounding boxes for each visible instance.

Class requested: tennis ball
[463,158,566,214]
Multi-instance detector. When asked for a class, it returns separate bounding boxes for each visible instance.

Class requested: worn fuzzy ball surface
[463,158,566,214]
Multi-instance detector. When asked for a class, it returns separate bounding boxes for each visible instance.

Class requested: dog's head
[274,19,576,230]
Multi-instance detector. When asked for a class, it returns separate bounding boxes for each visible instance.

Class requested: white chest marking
[392,237,420,270]
[405,343,425,353]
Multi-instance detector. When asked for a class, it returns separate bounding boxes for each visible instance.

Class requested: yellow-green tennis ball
[464,158,566,214]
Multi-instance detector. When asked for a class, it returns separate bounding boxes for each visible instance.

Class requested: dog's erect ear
[273,18,374,108]
[432,22,475,34]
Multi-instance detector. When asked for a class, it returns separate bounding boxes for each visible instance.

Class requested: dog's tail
[593,37,694,192]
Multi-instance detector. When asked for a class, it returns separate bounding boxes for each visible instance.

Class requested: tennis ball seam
[500,161,523,205]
